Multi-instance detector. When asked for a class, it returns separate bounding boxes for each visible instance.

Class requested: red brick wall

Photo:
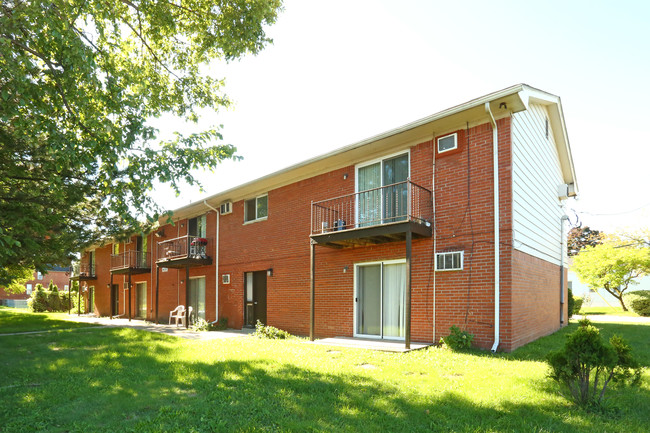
[88,116,566,351]
[505,249,567,350]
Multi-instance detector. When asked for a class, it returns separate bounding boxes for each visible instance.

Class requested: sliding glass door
[356,153,409,227]
[355,261,406,340]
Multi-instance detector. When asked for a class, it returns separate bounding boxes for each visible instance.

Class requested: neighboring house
[0,266,71,307]
[79,84,577,351]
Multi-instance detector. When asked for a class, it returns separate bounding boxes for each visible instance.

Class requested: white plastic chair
[169,305,185,326]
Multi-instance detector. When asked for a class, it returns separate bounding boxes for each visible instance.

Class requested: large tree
[571,243,650,311]
[0,0,282,286]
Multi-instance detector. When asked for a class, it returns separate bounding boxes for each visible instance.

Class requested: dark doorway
[111,284,120,317]
[244,271,267,327]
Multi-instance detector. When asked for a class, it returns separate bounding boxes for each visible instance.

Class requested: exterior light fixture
[267,268,273,277]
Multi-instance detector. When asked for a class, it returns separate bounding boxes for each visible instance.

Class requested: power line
[573,200,650,217]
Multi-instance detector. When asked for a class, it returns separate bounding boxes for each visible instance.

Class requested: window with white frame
[36,271,43,280]
[26,284,33,294]
[437,133,457,153]
[244,194,268,222]
[435,251,463,271]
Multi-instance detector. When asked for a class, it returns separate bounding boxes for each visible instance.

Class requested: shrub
[28,284,48,312]
[567,287,575,317]
[191,317,211,332]
[573,296,584,315]
[253,320,291,339]
[623,290,650,316]
[546,319,641,409]
[440,325,474,350]
[212,317,228,330]
[28,285,84,313]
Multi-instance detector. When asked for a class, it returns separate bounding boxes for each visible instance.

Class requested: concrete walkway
[59,314,254,340]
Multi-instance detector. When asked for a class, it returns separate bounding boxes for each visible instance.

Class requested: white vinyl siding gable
[511,103,565,265]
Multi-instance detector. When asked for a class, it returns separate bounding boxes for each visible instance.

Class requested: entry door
[244,271,267,326]
[356,262,406,339]
[88,287,94,314]
[188,277,206,323]
[136,282,147,319]
[111,284,119,316]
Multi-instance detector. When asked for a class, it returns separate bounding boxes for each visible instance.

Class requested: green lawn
[580,305,640,317]
[0,307,99,334]
[0,310,648,432]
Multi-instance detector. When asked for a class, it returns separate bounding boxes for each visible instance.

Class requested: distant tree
[567,226,603,256]
[572,243,650,311]
[0,0,283,287]
[1,267,33,295]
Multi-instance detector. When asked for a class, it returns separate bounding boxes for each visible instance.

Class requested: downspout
[204,200,220,323]
[485,103,500,353]
[432,131,437,344]
[560,215,569,324]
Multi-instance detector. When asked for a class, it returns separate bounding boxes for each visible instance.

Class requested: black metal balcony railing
[156,235,212,263]
[311,180,433,235]
[76,263,96,279]
[110,250,151,271]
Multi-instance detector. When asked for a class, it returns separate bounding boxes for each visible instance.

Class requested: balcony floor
[70,275,97,281]
[155,257,213,269]
[110,267,151,275]
[310,220,432,248]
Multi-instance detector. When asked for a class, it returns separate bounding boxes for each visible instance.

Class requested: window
[112,243,120,255]
[435,251,463,271]
[26,284,33,294]
[36,272,43,280]
[244,195,268,222]
[437,133,457,153]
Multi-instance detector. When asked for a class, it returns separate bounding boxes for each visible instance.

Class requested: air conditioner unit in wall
[219,202,232,215]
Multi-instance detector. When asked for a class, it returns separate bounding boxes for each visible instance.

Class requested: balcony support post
[405,229,412,350]
[128,271,132,322]
[309,240,315,341]
[185,265,190,329]
[67,277,72,315]
[155,265,160,325]
[77,281,81,316]
[110,273,114,319]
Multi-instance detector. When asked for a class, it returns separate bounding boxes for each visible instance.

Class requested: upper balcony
[311,180,433,248]
[110,250,151,275]
[71,263,97,281]
[156,235,213,268]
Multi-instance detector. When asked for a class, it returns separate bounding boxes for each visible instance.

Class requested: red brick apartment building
[76,84,577,351]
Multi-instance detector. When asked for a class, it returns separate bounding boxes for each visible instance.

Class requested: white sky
[150,0,650,233]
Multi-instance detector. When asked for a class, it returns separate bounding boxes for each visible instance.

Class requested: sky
[150,0,650,233]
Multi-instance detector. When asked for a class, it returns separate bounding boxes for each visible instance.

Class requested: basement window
[435,251,463,271]
[437,133,458,153]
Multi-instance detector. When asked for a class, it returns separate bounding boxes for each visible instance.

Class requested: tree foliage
[571,241,650,311]
[567,225,602,256]
[0,0,282,286]
[1,267,33,295]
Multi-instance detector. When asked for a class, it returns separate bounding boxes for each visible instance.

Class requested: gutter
[485,103,500,353]
[203,200,220,323]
